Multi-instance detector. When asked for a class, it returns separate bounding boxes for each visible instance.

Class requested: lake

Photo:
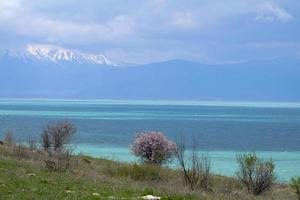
[1,99,300,182]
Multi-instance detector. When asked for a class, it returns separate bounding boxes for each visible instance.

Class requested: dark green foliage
[236,153,275,195]
[290,176,300,200]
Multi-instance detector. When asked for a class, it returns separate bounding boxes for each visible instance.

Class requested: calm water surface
[0,99,300,182]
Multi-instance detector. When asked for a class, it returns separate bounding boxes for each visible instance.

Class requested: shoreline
[74,144,300,183]
[0,142,293,199]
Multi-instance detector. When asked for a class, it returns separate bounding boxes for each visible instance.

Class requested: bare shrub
[4,130,15,144]
[41,121,76,152]
[13,138,30,159]
[290,177,300,200]
[55,149,73,171]
[27,136,37,150]
[176,141,211,191]
[131,131,177,165]
[44,148,74,171]
[236,153,275,195]
[41,121,76,171]
[197,153,211,191]
[41,131,51,151]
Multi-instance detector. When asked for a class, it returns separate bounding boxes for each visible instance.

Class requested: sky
[0,0,300,64]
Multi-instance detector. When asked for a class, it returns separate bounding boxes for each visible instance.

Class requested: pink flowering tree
[131,131,177,165]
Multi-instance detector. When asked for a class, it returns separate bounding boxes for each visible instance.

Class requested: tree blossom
[131,131,177,165]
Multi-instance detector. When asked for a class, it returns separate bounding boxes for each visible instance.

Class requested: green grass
[0,157,194,199]
[0,144,297,200]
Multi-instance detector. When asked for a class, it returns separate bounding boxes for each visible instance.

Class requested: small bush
[176,141,211,191]
[290,176,300,200]
[41,131,51,150]
[236,153,275,195]
[131,131,177,165]
[41,121,76,171]
[41,121,76,152]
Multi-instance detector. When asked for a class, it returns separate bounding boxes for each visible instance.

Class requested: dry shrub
[27,136,37,150]
[41,121,76,151]
[41,121,76,171]
[176,141,212,191]
[13,143,29,159]
[4,130,15,144]
[41,131,51,150]
[236,153,275,195]
[11,138,40,160]
[9,137,43,161]
[44,149,74,171]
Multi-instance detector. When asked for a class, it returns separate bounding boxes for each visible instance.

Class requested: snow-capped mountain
[0,44,114,66]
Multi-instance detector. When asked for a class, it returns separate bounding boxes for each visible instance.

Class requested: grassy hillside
[0,143,296,200]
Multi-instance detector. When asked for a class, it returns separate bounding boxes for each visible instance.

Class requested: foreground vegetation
[0,122,298,199]
[0,142,297,200]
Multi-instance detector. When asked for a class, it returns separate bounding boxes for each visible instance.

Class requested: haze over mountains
[0,45,299,101]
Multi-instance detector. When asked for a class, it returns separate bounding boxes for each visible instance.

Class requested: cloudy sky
[0,0,299,64]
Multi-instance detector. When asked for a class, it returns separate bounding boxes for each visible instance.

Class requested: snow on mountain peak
[27,44,113,65]
[2,44,114,66]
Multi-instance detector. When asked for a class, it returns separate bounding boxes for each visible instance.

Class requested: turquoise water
[75,144,300,183]
[1,99,300,182]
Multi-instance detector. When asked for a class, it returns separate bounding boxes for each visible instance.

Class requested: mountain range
[0,44,113,66]
[0,45,300,101]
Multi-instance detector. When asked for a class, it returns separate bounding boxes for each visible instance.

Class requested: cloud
[0,0,20,9]
[146,0,166,10]
[0,1,136,45]
[171,11,196,29]
[0,0,21,18]
[251,42,300,49]
[256,2,294,22]
[0,0,298,64]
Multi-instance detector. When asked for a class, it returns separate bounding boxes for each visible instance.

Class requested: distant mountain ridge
[0,46,300,101]
[0,44,113,66]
